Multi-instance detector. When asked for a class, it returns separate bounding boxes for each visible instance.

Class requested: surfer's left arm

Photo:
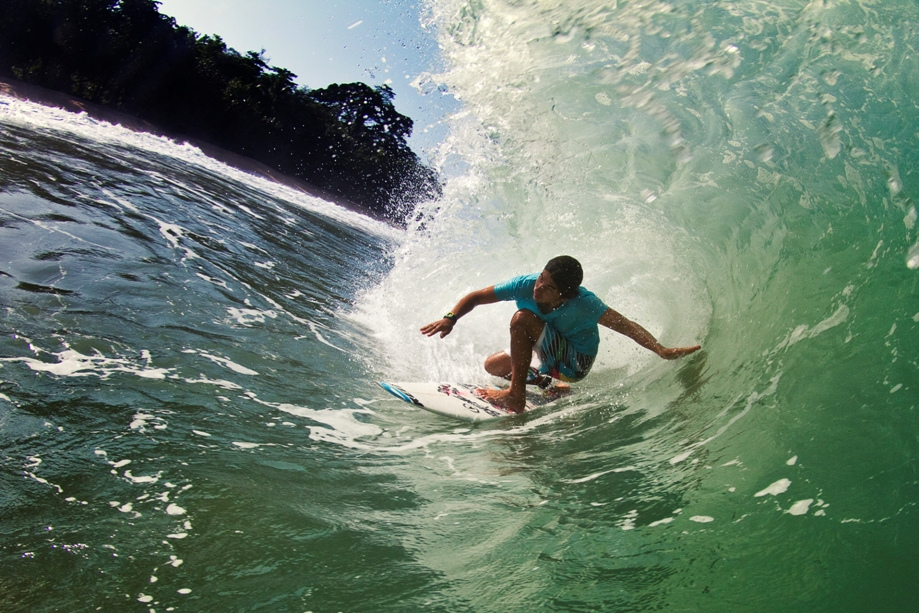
[420,286,500,338]
[598,308,701,359]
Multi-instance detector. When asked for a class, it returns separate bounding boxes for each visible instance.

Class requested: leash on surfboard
[526,367,571,400]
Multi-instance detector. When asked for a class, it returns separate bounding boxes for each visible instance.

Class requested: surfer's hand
[420,318,455,338]
[657,345,702,359]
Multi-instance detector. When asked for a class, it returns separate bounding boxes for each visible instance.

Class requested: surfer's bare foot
[476,387,526,414]
[543,381,571,400]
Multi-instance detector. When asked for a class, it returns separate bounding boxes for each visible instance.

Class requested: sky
[156,0,455,158]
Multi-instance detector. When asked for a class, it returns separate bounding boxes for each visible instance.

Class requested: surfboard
[379,381,565,422]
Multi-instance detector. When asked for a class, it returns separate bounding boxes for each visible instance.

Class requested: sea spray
[1,0,918,611]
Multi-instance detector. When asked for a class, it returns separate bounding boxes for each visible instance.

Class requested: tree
[0,0,441,221]
[308,83,414,153]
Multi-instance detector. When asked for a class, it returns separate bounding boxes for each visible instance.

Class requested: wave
[2,1,918,609]
[356,0,919,532]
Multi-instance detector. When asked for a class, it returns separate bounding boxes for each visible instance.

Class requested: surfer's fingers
[664,345,701,359]
[657,346,685,359]
[420,321,442,335]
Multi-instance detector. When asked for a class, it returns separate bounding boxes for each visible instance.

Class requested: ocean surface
[2,0,918,611]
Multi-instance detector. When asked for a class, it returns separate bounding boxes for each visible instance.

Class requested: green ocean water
[2,0,918,611]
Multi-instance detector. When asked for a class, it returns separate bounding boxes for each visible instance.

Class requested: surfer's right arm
[420,286,499,338]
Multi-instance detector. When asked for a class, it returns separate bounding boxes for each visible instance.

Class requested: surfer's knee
[509,309,543,339]
[484,351,511,377]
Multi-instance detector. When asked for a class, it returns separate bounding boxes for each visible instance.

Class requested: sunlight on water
[2,0,918,611]
[358,0,919,609]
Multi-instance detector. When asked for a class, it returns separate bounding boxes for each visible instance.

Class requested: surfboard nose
[379,381,421,405]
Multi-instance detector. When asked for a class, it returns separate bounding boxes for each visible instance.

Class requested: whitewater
[1,0,917,611]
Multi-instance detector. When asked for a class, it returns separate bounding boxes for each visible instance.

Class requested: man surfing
[420,256,702,414]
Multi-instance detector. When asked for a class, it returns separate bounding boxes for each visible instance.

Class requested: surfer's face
[534,270,563,306]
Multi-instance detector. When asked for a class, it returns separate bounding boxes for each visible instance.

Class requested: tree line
[0,0,441,222]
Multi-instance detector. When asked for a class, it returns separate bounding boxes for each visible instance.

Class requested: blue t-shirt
[493,273,609,355]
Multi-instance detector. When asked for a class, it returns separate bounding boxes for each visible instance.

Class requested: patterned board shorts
[534,324,596,382]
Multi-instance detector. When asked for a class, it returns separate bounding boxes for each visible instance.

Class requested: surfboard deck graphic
[379,381,565,422]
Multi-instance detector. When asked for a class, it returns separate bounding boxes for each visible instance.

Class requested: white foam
[670,376,781,464]
[787,499,814,516]
[689,516,715,523]
[193,351,258,375]
[755,478,791,497]
[562,466,638,484]
[265,395,384,442]
[196,273,231,289]
[98,187,140,213]
[1,347,170,380]
[225,307,278,326]
[307,321,349,353]
[777,304,850,350]
[130,413,167,431]
[124,470,161,484]
[619,509,639,531]
[0,96,395,237]
[236,203,265,220]
[908,240,919,269]
[25,471,63,494]
[182,376,242,390]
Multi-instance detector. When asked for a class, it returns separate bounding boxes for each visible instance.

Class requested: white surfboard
[379,381,564,422]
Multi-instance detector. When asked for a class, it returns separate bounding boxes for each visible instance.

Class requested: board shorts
[534,323,596,382]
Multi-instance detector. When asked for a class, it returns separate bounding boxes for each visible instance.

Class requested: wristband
[443,311,458,322]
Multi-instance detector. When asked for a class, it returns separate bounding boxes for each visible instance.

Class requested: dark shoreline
[0,76,383,221]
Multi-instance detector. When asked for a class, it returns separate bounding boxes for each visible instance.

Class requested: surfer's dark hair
[545,255,583,298]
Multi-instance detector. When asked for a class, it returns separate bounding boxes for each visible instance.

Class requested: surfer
[420,255,702,413]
